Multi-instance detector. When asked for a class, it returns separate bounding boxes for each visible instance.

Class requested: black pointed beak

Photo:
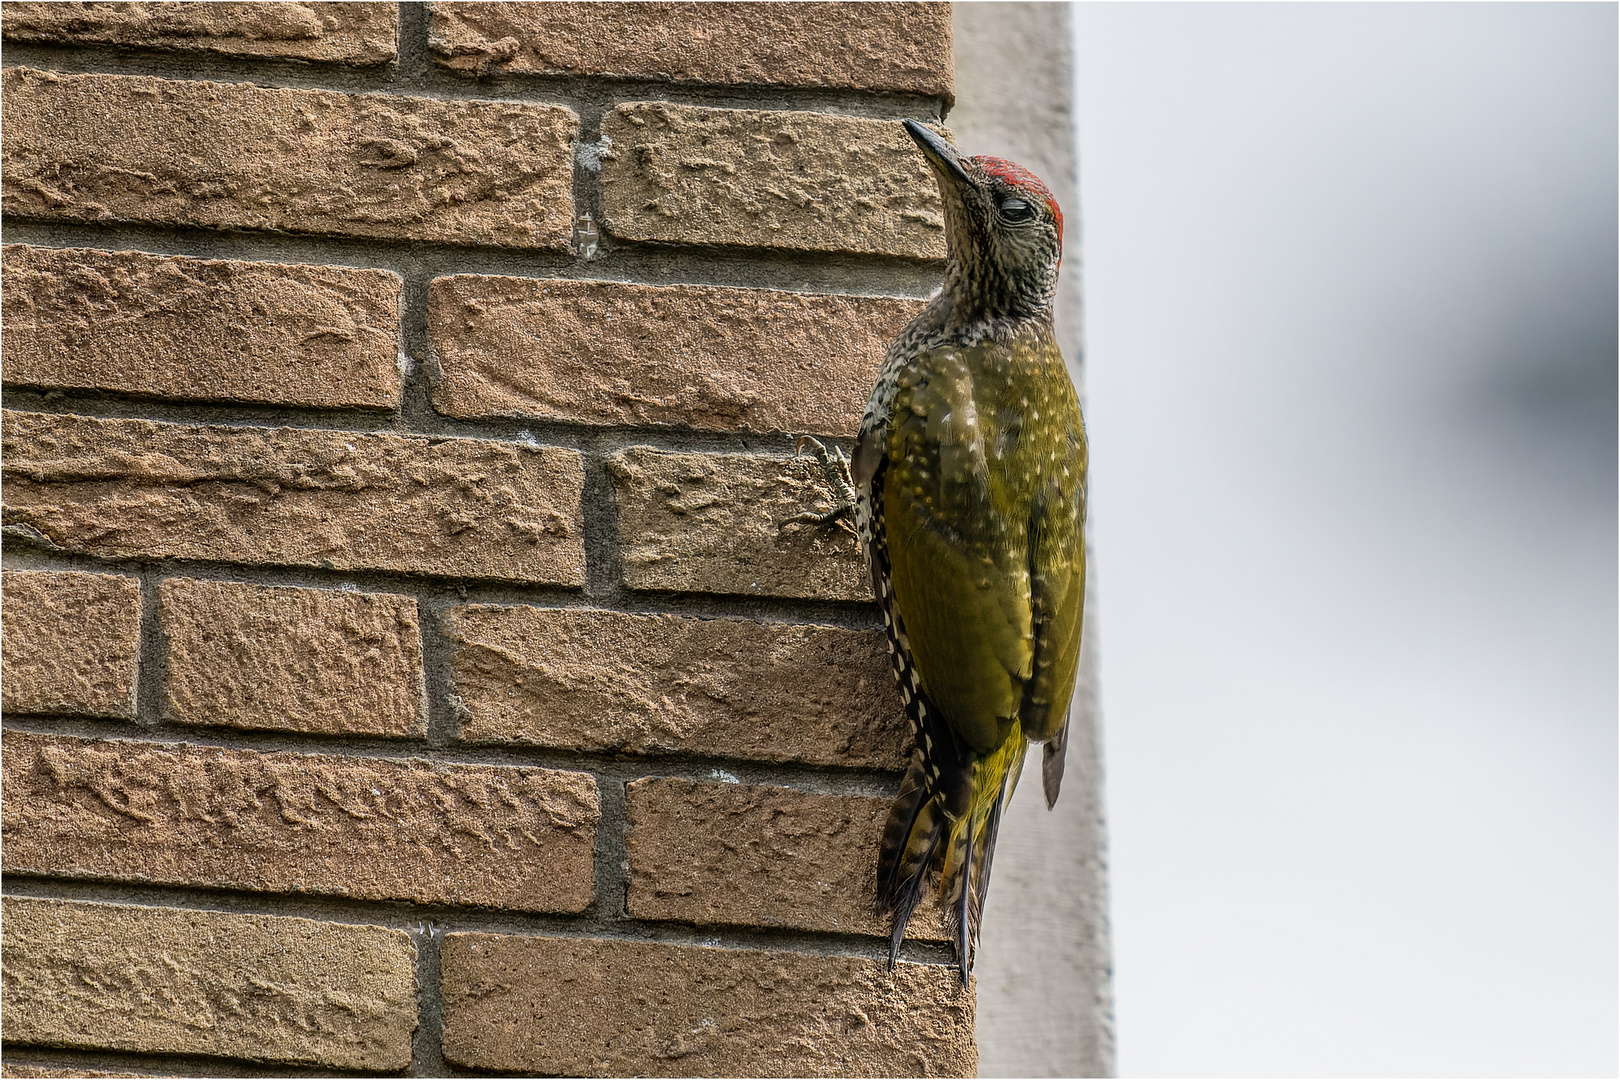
[903,119,972,188]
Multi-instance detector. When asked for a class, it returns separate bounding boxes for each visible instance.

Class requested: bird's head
[903,119,1064,324]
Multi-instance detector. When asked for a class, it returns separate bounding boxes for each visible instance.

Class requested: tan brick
[1,69,576,249]
[626,778,949,941]
[1,731,599,912]
[1,896,415,1071]
[607,446,868,600]
[440,933,974,1077]
[429,2,951,98]
[600,103,947,259]
[2,245,403,409]
[160,578,424,737]
[1,411,586,585]
[1,570,140,719]
[429,275,923,435]
[1,2,396,64]
[448,605,907,769]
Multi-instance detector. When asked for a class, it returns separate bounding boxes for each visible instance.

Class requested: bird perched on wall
[793,120,1086,984]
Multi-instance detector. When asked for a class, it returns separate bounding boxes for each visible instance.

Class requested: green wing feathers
[883,348,1035,754]
[1026,477,1087,805]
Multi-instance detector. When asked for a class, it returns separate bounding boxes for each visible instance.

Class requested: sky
[1071,4,1617,1075]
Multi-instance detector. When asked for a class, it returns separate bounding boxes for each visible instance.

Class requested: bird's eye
[999,197,1036,223]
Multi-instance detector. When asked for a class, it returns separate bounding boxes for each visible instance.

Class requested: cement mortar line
[408,924,451,1079]
[0,875,958,968]
[393,259,442,444]
[0,537,881,632]
[0,218,948,299]
[590,771,634,925]
[0,715,904,798]
[132,562,170,733]
[414,598,461,752]
[577,438,630,600]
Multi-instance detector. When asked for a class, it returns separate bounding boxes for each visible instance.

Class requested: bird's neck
[934,255,1055,343]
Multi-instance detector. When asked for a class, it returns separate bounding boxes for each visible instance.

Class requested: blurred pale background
[1072,3,1617,1076]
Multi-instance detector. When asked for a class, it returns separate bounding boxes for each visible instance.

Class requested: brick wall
[0,3,978,1076]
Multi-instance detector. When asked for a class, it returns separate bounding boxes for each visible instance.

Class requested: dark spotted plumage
[858,121,1087,984]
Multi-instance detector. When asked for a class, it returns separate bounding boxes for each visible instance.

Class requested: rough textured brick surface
[607,447,868,600]
[626,778,949,940]
[0,570,140,719]
[2,731,599,912]
[440,934,975,1077]
[429,2,951,98]
[599,103,947,258]
[448,605,907,768]
[429,275,923,435]
[0,2,397,64]
[0,1066,137,1078]
[0,896,417,1071]
[2,245,403,409]
[2,411,586,585]
[161,578,425,737]
[1,69,576,249]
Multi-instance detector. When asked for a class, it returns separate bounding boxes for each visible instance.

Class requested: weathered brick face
[429,275,924,435]
[0,2,965,1076]
[625,777,950,939]
[447,605,909,767]
[1,896,418,1071]
[599,102,948,258]
[3,411,588,584]
[1,69,578,248]
[440,934,974,1077]
[2,731,600,911]
[1,570,141,719]
[1,3,400,65]
[160,578,427,736]
[2,245,405,409]
[608,446,871,600]
[428,2,952,98]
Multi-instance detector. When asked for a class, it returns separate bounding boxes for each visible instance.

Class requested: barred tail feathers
[876,750,949,966]
[874,672,972,966]
[877,721,1027,981]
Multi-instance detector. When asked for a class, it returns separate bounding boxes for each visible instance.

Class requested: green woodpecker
[831,121,1087,984]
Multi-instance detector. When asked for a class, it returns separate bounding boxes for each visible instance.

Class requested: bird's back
[860,316,1087,973]
[874,320,1086,752]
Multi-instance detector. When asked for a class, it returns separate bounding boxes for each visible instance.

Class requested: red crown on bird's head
[971,156,1064,250]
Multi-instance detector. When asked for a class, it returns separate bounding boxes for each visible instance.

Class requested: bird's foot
[779,436,859,537]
